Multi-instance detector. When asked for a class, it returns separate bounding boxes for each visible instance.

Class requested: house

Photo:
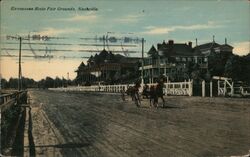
[75,49,140,85]
[141,38,234,83]
[141,40,209,83]
[193,38,233,57]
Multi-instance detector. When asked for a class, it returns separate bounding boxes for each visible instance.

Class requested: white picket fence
[165,80,193,96]
[49,84,134,93]
[49,80,193,96]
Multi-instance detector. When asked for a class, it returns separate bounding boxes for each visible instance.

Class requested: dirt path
[27,90,250,157]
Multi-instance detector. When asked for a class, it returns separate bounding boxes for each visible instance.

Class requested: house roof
[148,45,157,54]
[221,44,234,49]
[147,45,158,57]
[157,42,194,56]
[193,42,233,54]
[85,49,139,66]
[80,61,85,66]
[194,42,221,50]
[75,61,86,72]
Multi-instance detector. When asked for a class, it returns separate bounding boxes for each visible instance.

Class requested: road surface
[24,90,250,157]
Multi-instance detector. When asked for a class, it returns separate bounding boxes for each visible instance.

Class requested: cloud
[36,27,82,36]
[142,21,221,35]
[233,41,250,56]
[56,13,98,22]
[116,14,144,24]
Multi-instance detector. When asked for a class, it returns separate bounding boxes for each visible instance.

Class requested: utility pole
[158,51,160,76]
[141,38,144,85]
[8,35,25,91]
[18,37,22,91]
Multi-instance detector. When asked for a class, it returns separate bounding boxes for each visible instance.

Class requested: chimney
[225,38,227,44]
[213,35,215,43]
[196,38,198,46]
[188,41,192,48]
[168,40,174,45]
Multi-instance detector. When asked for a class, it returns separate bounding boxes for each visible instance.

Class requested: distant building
[193,38,233,56]
[141,39,233,83]
[75,49,140,85]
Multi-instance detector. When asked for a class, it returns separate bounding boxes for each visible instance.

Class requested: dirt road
[26,90,250,157]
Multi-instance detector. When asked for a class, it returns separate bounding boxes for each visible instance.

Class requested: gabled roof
[171,44,193,56]
[157,42,193,56]
[87,55,94,63]
[147,45,158,57]
[221,44,234,49]
[194,42,233,54]
[99,49,109,56]
[80,61,85,67]
[86,49,138,66]
[75,61,86,72]
[157,41,168,50]
[148,45,157,53]
[194,42,221,50]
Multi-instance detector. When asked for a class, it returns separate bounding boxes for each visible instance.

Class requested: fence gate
[164,80,193,96]
[213,76,233,96]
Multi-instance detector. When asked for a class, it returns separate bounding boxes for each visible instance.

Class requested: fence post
[223,80,226,96]
[217,80,220,96]
[231,82,234,96]
[188,79,193,96]
[210,81,213,97]
[202,80,205,97]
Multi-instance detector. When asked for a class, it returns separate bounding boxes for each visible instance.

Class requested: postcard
[0,0,250,156]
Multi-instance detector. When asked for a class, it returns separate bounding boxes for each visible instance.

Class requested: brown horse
[126,84,141,107]
[149,83,165,108]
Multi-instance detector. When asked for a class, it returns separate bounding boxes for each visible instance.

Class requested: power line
[2,42,73,46]
[0,54,90,59]
[2,48,138,53]
[2,42,138,47]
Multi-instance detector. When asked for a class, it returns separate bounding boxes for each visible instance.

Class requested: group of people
[122,79,166,108]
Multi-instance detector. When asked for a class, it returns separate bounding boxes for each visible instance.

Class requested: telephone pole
[18,37,22,91]
[141,38,144,85]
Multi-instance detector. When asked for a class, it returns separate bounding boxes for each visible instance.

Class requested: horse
[126,84,141,107]
[142,84,150,99]
[149,83,165,108]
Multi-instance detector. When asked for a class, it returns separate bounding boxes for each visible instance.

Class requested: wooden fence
[0,90,27,154]
[0,90,27,106]
[49,80,193,96]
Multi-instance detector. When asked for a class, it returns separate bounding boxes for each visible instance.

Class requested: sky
[0,0,249,81]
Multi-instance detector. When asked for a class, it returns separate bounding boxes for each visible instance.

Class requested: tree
[224,55,241,80]
[224,54,250,84]
[208,52,226,76]
[0,78,9,89]
[8,78,18,89]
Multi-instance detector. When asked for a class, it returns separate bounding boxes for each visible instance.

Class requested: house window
[214,48,220,53]
[182,58,186,62]
[160,59,165,65]
[198,58,202,64]
[160,69,164,74]
[188,57,192,61]
[175,57,180,62]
